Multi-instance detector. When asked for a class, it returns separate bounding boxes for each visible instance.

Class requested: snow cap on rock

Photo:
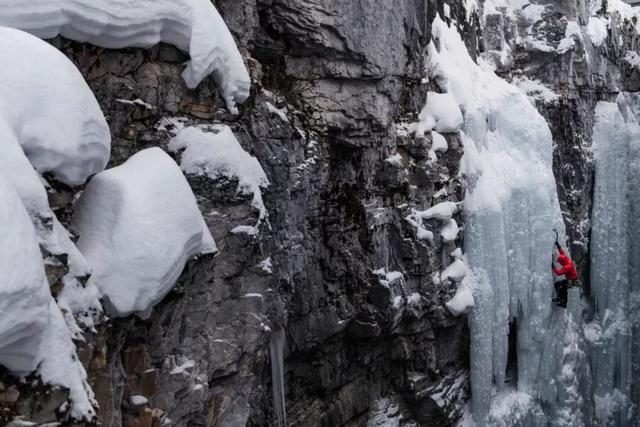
[0,26,110,186]
[74,148,216,318]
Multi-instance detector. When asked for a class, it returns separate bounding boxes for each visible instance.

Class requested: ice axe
[551,228,559,268]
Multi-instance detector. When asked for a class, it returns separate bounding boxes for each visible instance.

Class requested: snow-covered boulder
[0,0,250,113]
[169,125,269,219]
[0,26,110,186]
[0,176,95,419]
[73,148,216,318]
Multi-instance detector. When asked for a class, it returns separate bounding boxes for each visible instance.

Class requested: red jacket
[553,247,578,280]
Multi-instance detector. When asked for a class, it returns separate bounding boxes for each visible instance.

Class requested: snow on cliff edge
[0,0,251,113]
[169,125,270,220]
[74,148,216,318]
[0,175,95,420]
[0,26,110,186]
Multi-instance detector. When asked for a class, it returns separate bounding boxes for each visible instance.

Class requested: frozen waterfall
[588,97,640,425]
[424,15,590,426]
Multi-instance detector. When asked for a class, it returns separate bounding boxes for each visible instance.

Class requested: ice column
[589,98,639,425]
[270,329,287,427]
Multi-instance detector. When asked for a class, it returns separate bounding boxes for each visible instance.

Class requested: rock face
[19,0,472,425]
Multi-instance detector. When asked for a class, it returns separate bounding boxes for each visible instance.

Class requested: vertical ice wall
[589,97,640,425]
[422,16,587,426]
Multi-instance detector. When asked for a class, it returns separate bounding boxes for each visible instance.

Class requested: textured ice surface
[0,0,250,112]
[0,176,95,419]
[74,148,216,318]
[589,98,640,425]
[0,26,110,186]
[169,125,269,219]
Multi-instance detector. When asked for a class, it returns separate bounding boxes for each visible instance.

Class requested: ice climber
[551,241,578,308]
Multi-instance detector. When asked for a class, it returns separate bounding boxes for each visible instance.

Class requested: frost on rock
[426,15,578,426]
[0,26,110,186]
[73,148,216,318]
[0,176,95,420]
[169,125,270,220]
[512,75,559,104]
[589,97,640,424]
[0,0,250,113]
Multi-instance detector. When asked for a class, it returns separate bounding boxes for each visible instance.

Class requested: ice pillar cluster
[588,96,640,425]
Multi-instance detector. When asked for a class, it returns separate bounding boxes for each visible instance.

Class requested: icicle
[270,329,287,427]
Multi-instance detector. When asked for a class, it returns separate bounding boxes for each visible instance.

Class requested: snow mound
[416,201,459,221]
[169,125,269,219]
[441,259,468,283]
[73,148,216,318]
[0,176,95,419]
[446,280,475,316]
[587,16,608,47]
[0,26,110,186]
[440,218,460,243]
[431,131,449,152]
[0,0,250,113]
[415,92,463,134]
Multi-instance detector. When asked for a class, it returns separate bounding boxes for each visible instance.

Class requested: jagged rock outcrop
[0,0,473,426]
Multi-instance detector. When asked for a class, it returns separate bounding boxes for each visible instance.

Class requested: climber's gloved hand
[555,241,561,249]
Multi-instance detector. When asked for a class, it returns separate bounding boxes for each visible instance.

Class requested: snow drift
[0,175,95,419]
[74,148,216,318]
[0,0,251,113]
[0,27,105,335]
[0,26,110,186]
